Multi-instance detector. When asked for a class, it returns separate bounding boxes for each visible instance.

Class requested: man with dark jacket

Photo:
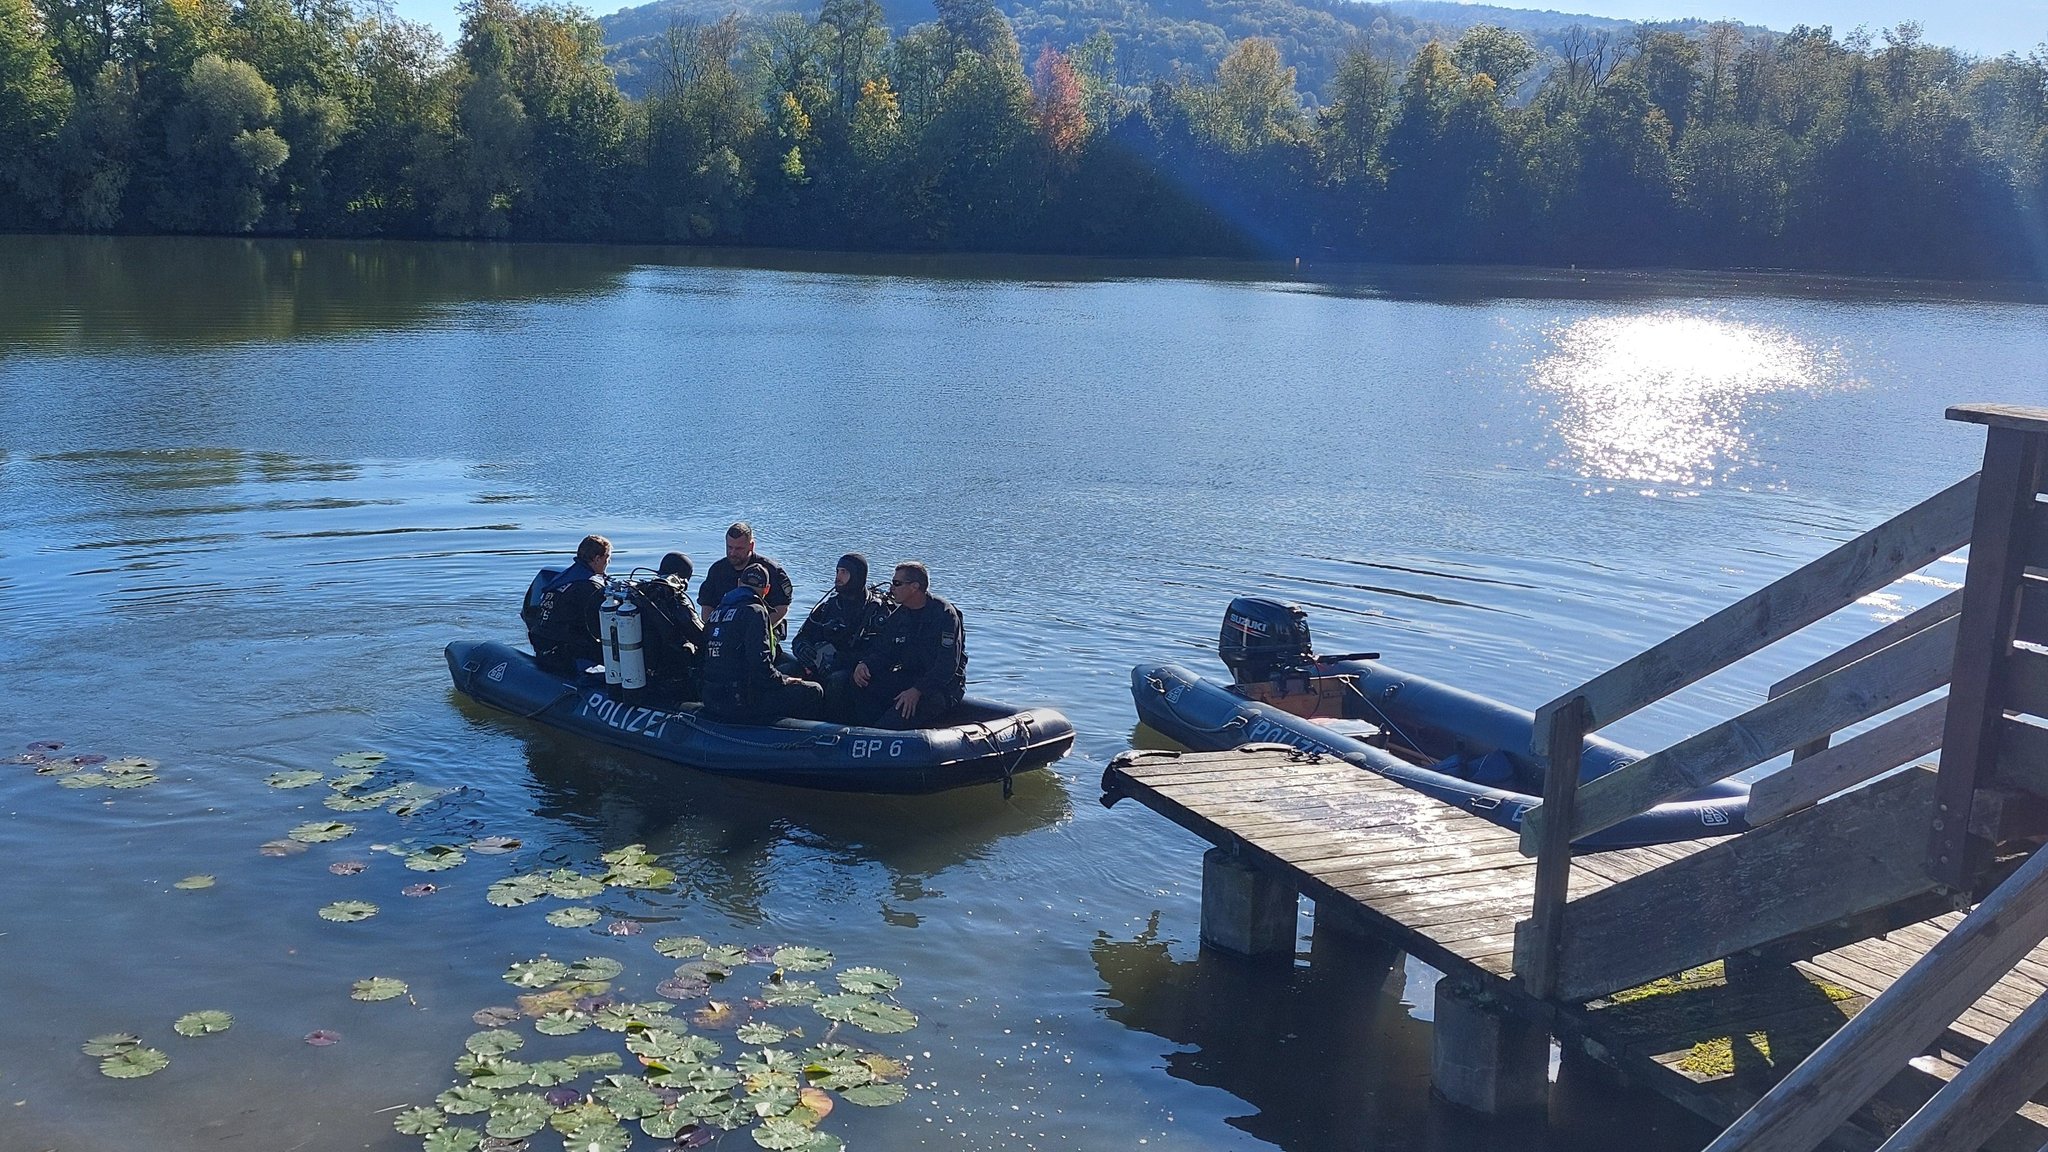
[701,565,827,724]
[790,552,892,677]
[523,535,611,673]
[850,561,966,729]
[633,551,705,690]
[696,522,794,635]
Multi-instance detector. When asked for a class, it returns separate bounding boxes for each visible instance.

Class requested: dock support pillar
[1200,847,1297,958]
[1431,981,1549,1115]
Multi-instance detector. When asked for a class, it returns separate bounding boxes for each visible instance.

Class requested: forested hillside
[1,0,2044,278]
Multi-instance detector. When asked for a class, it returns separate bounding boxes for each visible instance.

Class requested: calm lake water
[2,234,2045,1152]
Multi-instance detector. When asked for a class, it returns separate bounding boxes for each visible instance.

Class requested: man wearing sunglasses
[850,562,966,729]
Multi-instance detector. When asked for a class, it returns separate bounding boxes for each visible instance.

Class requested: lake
[2,234,2044,1152]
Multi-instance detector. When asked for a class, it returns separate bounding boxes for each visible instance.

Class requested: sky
[381,0,2048,58]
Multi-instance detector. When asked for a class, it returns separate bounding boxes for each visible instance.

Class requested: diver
[697,522,794,636]
[630,551,705,692]
[700,565,827,724]
[788,552,892,679]
[849,562,966,730]
[523,535,611,674]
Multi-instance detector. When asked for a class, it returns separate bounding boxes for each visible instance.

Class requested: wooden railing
[1517,403,2048,1004]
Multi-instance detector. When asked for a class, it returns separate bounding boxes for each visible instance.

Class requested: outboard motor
[613,596,647,691]
[599,591,623,685]
[1219,598,1314,683]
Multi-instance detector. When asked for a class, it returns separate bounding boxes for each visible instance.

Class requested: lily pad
[473,1006,521,1027]
[834,966,900,995]
[104,757,157,774]
[746,1084,799,1119]
[173,1010,233,1036]
[752,1117,823,1150]
[58,773,109,789]
[305,1029,342,1045]
[259,837,309,856]
[174,875,216,890]
[485,1093,552,1139]
[805,1059,873,1091]
[566,957,624,982]
[385,782,453,817]
[290,821,355,843]
[487,877,550,908]
[760,981,821,1007]
[770,946,832,972]
[594,1075,665,1119]
[465,1030,525,1057]
[702,945,749,968]
[100,1046,169,1078]
[544,870,607,900]
[592,1004,653,1032]
[436,1084,497,1115]
[329,768,379,790]
[106,772,158,789]
[527,1059,579,1086]
[566,1052,624,1073]
[549,1100,618,1135]
[640,1109,691,1141]
[34,759,79,775]
[503,958,570,988]
[735,1022,788,1046]
[403,883,439,897]
[82,1032,141,1057]
[329,860,367,875]
[468,835,522,854]
[535,1010,591,1036]
[332,751,387,770]
[564,1124,631,1152]
[517,989,581,1017]
[395,1106,447,1135]
[405,846,467,872]
[468,1058,533,1090]
[599,863,675,889]
[266,770,325,789]
[351,976,408,1001]
[692,1001,737,1030]
[839,1077,910,1107]
[424,1126,482,1152]
[813,994,917,1034]
[600,844,656,867]
[658,976,710,1001]
[319,900,379,922]
[546,908,601,929]
[324,790,388,812]
[653,936,708,960]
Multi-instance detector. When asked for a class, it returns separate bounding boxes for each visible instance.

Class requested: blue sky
[382,0,2048,58]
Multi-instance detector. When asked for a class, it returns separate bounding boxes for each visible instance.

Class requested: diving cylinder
[615,596,647,691]
[599,592,623,685]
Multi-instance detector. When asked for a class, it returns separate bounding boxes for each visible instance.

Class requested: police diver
[849,562,966,730]
[789,552,892,678]
[630,551,706,691]
[701,565,828,724]
[523,534,611,674]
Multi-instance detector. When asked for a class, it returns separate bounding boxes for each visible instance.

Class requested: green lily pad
[549,1100,618,1135]
[623,1027,699,1063]
[834,966,900,995]
[544,869,607,900]
[394,1106,446,1135]
[173,875,215,890]
[328,768,378,789]
[58,773,109,789]
[653,936,708,959]
[99,1047,169,1078]
[594,1074,665,1119]
[104,757,158,775]
[291,821,354,843]
[486,877,549,907]
[600,862,675,889]
[735,1022,788,1046]
[173,1010,233,1037]
[753,1117,826,1150]
[525,1058,578,1086]
[534,1010,591,1036]
[746,1084,799,1118]
[841,1081,908,1106]
[806,1058,874,1091]
[565,1123,632,1152]
[546,907,601,928]
[566,956,624,982]
[266,770,325,789]
[464,1030,524,1056]
[319,900,378,922]
[503,958,570,987]
[332,751,387,770]
[814,994,917,1034]
[770,946,833,972]
[600,844,656,867]
[484,1092,551,1139]
[106,772,158,789]
[323,791,387,812]
[467,835,522,854]
[82,1032,141,1057]
[467,1057,532,1089]
[593,1004,654,1032]
[566,1051,623,1073]
[702,945,749,968]
[435,1084,496,1115]
[258,838,308,856]
[761,980,821,1007]
[423,1125,482,1152]
[686,1091,752,1129]
[351,976,408,1001]
[640,1108,690,1140]
[405,846,467,872]
[385,782,453,817]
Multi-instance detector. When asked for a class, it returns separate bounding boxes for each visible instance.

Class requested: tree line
[2,0,2046,277]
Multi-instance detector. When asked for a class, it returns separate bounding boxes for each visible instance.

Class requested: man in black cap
[632,551,704,691]
[696,522,794,636]
[701,564,827,724]
[850,561,966,729]
[790,552,892,679]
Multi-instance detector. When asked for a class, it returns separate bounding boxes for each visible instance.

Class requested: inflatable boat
[448,641,1074,795]
[1127,599,1751,850]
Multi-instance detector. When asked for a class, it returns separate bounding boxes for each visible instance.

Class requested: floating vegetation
[394,1106,446,1135]
[834,968,899,996]
[772,947,832,973]
[82,1033,142,1057]
[99,1046,170,1079]
[319,900,379,922]
[351,977,408,1002]
[329,860,367,875]
[174,875,216,890]
[332,752,388,770]
[304,1029,342,1046]
[59,773,109,789]
[468,836,521,854]
[259,838,309,857]
[546,908,601,929]
[505,959,572,988]
[487,876,550,908]
[291,821,355,843]
[654,936,708,960]
[403,883,439,898]
[267,770,325,789]
[473,1007,521,1027]
[406,846,467,872]
[173,1010,234,1037]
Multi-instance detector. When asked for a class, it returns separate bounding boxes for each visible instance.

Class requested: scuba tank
[615,596,647,691]
[599,591,623,685]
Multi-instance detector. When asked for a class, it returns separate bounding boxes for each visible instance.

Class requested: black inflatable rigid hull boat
[448,640,1074,794]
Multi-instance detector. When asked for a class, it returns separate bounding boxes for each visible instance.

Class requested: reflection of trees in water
[1092,912,1716,1152]
[504,712,1071,925]
[0,235,632,349]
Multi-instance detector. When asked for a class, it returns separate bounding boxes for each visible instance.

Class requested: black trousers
[853,670,957,730]
[705,676,828,724]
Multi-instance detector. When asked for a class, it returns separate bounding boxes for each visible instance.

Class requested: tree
[150,52,288,230]
[1031,42,1083,161]
[1450,24,1534,95]
[0,0,70,222]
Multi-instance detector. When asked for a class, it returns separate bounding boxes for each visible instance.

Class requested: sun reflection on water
[1531,312,1848,489]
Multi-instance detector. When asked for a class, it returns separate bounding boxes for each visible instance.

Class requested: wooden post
[1931,407,2048,887]
[1431,981,1550,1115]
[1200,846,1298,959]
[1520,695,1589,1000]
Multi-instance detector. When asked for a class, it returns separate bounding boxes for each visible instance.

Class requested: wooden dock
[1104,404,2048,1152]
